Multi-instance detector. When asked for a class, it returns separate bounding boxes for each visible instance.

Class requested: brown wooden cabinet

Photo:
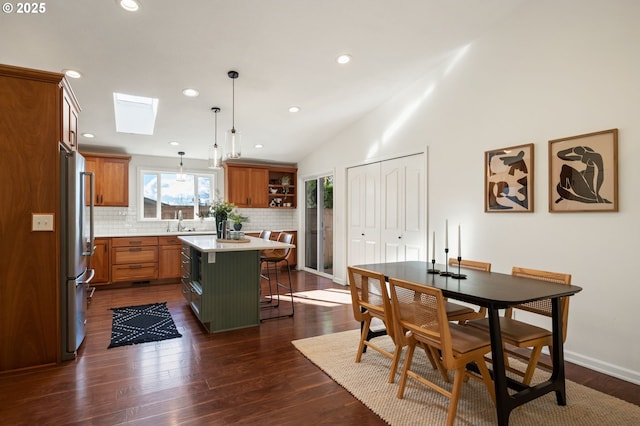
[268,167,297,208]
[224,164,269,207]
[82,153,130,207]
[61,81,79,152]
[158,236,182,279]
[92,238,110,285]
[111,237,158,282]
[0,64,80,372]
[224,163,297,209]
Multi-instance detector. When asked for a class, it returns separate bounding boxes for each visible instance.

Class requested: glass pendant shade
[208,107,223,169]
[208,143,222,169]
[176,151,187,181]
[225,128,242,159]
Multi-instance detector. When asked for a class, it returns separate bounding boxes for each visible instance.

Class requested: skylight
[113,92,159,135]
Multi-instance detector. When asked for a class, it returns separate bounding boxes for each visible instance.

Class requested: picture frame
[484,143,534,213]
[548,128,618,212]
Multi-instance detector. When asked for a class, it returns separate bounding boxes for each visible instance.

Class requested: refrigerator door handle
[79,269,95,285]
[81,171,95,256]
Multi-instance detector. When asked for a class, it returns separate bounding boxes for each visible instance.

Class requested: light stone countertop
[179,235,294,253]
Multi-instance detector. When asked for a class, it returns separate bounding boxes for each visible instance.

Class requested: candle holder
[450,256,467,279]
[427,258,440,274]
[439,248,452,277]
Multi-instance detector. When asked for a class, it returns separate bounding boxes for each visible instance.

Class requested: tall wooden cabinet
[0,64,80,372]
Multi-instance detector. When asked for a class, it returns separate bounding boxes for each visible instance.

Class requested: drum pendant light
[225,70,242,159]
[208,107,222,169]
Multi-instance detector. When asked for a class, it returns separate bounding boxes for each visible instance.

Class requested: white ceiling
[1,0,525,163]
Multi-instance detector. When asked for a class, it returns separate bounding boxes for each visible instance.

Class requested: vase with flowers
[210,200,235,237]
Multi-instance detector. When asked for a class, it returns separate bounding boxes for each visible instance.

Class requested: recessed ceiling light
[254,144,264,149]
[336,54,352,64]
[169,141,180,146]
[81,133,95,138]
[118,0,140,12]
[288,106,300,113]
[63,69,82,79]
[182,88,199,97]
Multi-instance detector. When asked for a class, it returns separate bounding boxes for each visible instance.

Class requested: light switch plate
[32,213,54,231]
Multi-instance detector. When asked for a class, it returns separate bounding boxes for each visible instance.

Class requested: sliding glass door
[304,175,333,276]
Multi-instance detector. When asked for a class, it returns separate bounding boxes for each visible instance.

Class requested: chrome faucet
[177,210,185,232]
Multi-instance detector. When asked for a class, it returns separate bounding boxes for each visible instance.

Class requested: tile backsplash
[93,207,297,237]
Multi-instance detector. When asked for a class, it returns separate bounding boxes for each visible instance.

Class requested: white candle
[445,220,448,249]
[432,231,436,261]
[458,224,461,258]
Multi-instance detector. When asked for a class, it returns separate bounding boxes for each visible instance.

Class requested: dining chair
[467,266,572,385]
[388,277,495,426]
[259,232,294,319]
[348,266,400,383]
[445,258,491,323]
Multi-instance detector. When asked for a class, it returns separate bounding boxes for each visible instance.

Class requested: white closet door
[381,154,425,262]
[347,162,381,266]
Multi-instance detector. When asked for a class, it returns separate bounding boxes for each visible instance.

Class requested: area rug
[108,302,182,348]
[292,329,640,425]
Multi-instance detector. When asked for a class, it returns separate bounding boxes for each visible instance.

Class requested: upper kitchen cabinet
[268,167,297,208]
[224,163,269,208]
[82,153,130,207]
[224,163,297,209]
[61,80,80,152]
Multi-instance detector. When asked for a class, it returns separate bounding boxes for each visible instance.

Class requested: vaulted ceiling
[2,0,525,163]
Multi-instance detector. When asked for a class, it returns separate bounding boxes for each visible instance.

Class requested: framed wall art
[484,143,534,212]
[548,128,618,212]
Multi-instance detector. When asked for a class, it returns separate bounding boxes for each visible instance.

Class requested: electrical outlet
[32,213,54,231]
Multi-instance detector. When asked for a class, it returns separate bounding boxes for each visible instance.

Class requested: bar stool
[260,232,294,319]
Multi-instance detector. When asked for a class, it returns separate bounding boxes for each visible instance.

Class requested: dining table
[354,260,583,426]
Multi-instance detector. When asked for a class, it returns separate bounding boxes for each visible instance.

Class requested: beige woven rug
[292,329,640,425]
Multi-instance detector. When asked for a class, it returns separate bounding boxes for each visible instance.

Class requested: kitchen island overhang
[178,235,294,333]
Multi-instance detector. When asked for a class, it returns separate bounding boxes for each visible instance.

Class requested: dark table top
[354,261,582,309]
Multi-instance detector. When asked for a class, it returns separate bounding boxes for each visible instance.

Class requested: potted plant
[228,210,249,230]
[210,200,235,236]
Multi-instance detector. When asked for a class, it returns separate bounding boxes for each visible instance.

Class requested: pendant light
[208,107,222,169]
[176,151,187,182]
[225,70,242,159]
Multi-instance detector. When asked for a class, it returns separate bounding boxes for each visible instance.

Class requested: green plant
[210,200,235,218]
[228,210,249,224]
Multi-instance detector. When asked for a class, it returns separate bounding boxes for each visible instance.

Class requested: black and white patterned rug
[107,302,182,348]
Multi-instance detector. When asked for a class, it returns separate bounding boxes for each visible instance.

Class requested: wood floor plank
[0,271,637,425]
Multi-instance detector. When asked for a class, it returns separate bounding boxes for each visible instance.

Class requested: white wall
[298,0,640,383]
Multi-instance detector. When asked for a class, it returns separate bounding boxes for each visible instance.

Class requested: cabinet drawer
[159,236,181,245]
[112,246,158,264]
[112,236,158,247]
[111,263,158,282]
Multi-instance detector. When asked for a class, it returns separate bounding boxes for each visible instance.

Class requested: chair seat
[449,324,492,354]
[445,301,475,317]
[468,317,552,343]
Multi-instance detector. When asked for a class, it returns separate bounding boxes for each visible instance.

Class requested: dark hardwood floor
[1,271,638,425]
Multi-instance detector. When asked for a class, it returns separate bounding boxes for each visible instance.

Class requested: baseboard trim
[565,349,640,386]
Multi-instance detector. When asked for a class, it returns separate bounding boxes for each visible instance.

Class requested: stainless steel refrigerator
[60,149,95,360]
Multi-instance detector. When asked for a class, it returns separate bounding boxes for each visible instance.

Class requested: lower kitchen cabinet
[92,238,110,285]
[111,237,158,282]
[158,236,182,279]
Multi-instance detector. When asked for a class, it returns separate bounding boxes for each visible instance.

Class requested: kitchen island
[178,235,295,333]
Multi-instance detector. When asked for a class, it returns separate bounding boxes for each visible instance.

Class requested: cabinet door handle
[128,247,143,252]
[129,264,143,269]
